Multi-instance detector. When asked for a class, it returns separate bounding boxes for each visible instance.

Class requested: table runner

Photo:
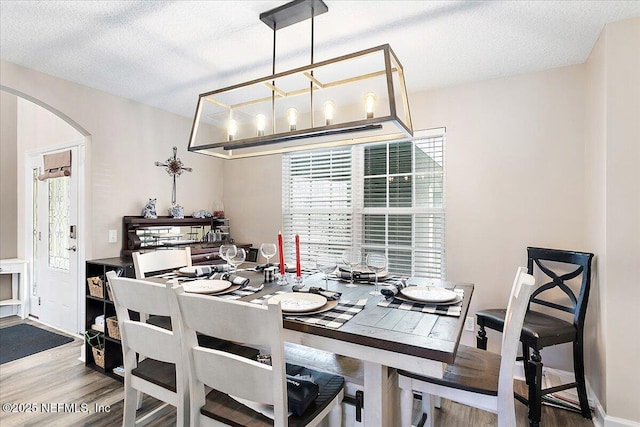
[377,289,464,317]
[249,291,367,329]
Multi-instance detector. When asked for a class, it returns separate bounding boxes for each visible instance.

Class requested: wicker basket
[106,282,114,301]
[92,346,105,369]
[106,316,120,340]
[87,276,104,298]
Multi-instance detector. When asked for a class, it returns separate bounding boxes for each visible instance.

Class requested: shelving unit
[0,259,29,319]
[84,257,134,382]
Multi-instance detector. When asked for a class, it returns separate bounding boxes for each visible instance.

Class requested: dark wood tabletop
[231,269,474,365]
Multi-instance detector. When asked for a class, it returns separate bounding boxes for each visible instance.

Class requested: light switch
[108,229,118,243]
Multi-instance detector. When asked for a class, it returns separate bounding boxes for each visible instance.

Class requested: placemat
[377,288,464,317]
[249,291,367,329]
[218,285,265,300]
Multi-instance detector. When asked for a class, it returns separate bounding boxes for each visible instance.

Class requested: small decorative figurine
[141,198,157,219]
[192,210,213,218]
[169,203,185,219]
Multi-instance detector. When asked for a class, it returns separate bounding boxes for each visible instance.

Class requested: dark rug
[0,323,75,364]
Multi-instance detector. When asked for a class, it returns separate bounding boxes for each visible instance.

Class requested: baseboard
[514,362,639,427]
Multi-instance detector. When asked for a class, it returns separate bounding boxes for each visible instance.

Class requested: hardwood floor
[1,317,593,426]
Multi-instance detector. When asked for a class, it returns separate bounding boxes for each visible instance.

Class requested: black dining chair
[476,247,594,427]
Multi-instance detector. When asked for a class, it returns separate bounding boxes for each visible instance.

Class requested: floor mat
[0,323,75,364]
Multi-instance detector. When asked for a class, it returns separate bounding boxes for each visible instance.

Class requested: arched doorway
[1,86,90,336]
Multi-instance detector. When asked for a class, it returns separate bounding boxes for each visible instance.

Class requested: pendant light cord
[271,26,277,134]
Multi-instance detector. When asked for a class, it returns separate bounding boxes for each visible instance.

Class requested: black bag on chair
[286,374,319,417]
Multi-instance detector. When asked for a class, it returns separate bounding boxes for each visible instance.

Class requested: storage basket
[87,276,104,298]
[106,282,114,301]
[106,316,120,340]
[92,346,105,369]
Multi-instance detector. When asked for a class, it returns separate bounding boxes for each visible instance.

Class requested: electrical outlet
[464,316,475,332]
[108,229,117,243]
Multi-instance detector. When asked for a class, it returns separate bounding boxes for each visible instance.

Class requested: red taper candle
[295,234,301,277]
[278,232,285,275]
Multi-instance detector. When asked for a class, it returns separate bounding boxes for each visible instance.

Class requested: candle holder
[293,275,303,288]
[277,271,290,286]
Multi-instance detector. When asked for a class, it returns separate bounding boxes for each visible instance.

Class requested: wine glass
[316,255,337,290]
[228,247,246,274]
[219,244,236,264]
[260,243,277,267]
[342,249,361,288]
[366,252,387,296]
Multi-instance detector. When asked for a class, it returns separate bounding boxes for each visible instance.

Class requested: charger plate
[284,300,338,316]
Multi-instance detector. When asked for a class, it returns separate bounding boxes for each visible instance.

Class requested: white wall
[584,20,608,410]
[0,92,18,308]
[1,61,224,260]
[600,18,639,423]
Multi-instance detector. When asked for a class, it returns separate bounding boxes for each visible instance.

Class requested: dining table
[153,266,473,426]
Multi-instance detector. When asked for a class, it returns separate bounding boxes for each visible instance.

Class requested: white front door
[29,145,80,335]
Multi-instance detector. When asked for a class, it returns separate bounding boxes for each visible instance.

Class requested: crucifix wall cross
[155,146,193,204]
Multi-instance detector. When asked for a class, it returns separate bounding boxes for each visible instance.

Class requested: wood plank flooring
[0,317,593,426]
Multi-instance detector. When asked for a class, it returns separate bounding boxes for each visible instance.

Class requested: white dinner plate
[182,279,231,294]
[400,286,458,303]
[267,293,327,313]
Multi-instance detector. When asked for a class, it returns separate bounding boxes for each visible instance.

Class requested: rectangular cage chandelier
[188,0,413,160]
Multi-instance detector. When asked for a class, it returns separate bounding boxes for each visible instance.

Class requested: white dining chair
[106,271,189,426]
[172,284,345,427]
[132,247,192,279]
[397,267,537,427]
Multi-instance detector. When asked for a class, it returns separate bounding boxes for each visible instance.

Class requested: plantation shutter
[282,147,354,268]
[282,128,445,278]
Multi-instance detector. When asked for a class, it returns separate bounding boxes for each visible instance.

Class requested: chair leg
[573,339,592,419]
[325,401,341,427]
[123,384,138,427]
[136,390,144,410]
[526,350,543,427]
[476,323,488,350]
[422,393,435,427]
[521,343,531,385]
[400,387,414,427]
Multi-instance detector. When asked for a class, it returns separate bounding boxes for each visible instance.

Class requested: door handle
[66,245,77,252]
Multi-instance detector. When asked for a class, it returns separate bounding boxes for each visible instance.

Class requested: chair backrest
[174,287,289,426]
[132,247,192,278]
[526,247,594,328]
[106,271,185,367]
[497,267,536,420]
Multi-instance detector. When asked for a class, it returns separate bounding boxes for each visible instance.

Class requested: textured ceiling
[1,1,638,119]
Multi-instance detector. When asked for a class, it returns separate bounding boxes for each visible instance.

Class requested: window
[282,129,445,277]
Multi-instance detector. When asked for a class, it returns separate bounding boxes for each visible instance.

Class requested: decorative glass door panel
[48,177,70,271]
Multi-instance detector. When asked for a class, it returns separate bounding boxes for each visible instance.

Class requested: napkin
[182,264,231,277]
[293,286,342,301]
[337,267,386,281]
[220,273,250,288]
[380,278,407,300]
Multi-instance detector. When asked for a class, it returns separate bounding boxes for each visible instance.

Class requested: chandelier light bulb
[323,100,335,125]
[364,92,376,119]
[256,113,266,136]
[227,116,237,141]
[287,108,298,131]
